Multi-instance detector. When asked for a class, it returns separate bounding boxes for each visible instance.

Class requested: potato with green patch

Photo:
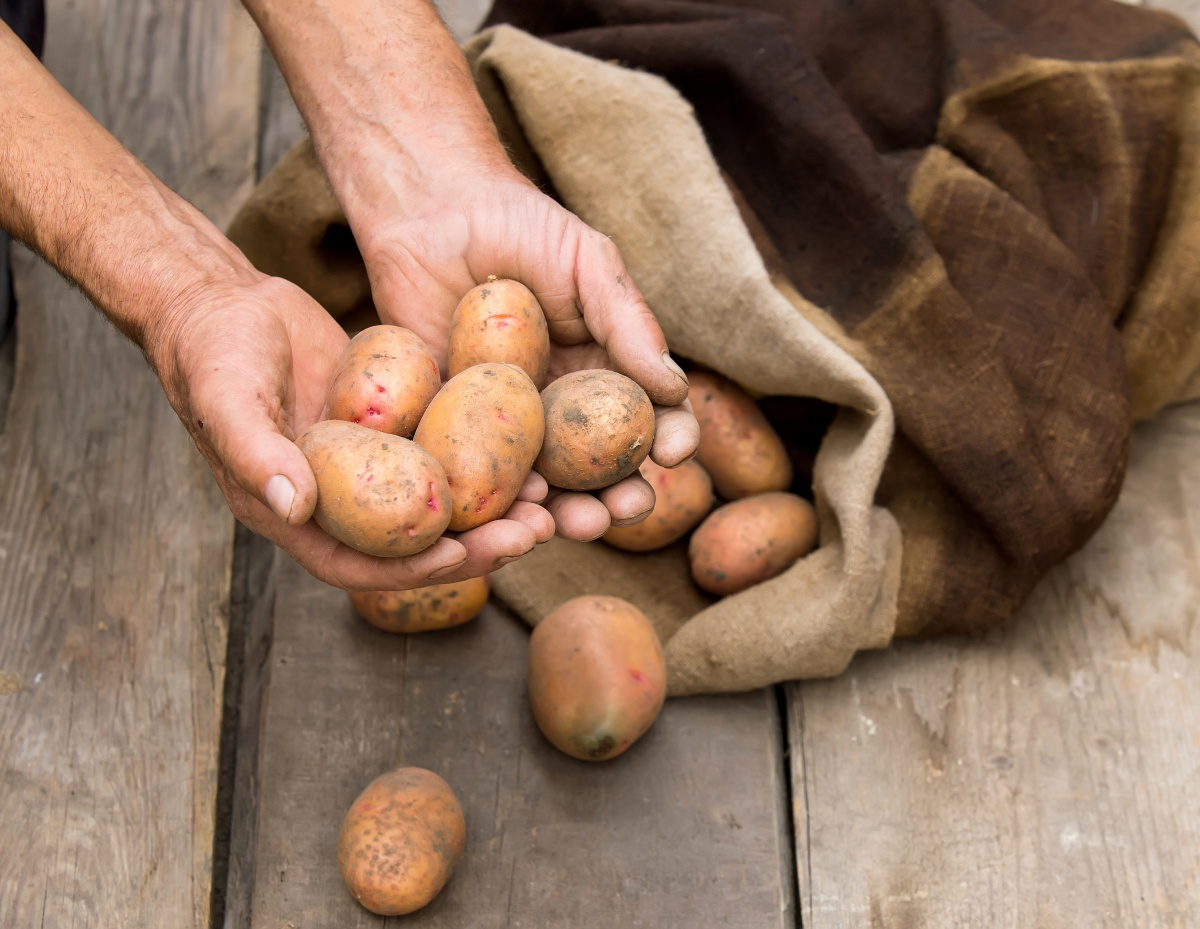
[688,492,817,596]
[337,766,466,916]
[602,458,715,552]
[688,368,792,499]
[449,276,551,388]
[535,369,655,491]
[414,363,545,531]
[528,595,666,762]
[349,576,489,633]
[297,420,451,557]
[324,325,441,437]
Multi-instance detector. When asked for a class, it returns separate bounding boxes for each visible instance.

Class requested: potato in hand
[535,369,655,492]
[324,325,441,437]
[449,276,551,389]
[415,363,545,532]
[297,420,451,557]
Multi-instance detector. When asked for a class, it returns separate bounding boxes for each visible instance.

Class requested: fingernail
[662,350,689,386]
[612,510,652,528]
[494,554,522,568]
[428,560,466,579]
[265,474,296,523]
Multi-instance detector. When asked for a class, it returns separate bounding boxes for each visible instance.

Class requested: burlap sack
[227,1,1200,695]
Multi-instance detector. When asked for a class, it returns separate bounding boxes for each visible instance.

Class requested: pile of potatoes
[604,367,819,597]
[315,279,823,918]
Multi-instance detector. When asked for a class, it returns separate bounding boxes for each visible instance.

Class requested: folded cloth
[226,0,1200,695]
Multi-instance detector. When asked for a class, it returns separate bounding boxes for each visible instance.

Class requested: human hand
[242,0,698,543]
[149,271,554,590]
[355,165,699,541]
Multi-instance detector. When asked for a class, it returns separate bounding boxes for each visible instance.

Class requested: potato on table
[324,325,441,437]
[527,595,667,761]
[349,576,489,633]
[449,276,551,389]
[535,369,655,492]
[689,491,817,596]
[414,362,545,531]
[297,419,452,557]
[688,368,792,499]
[338,766,466,916]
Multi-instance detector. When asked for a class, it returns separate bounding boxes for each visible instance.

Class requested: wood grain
[788,399,1200,929]
[0,2,259,927]
[239,557,793,928]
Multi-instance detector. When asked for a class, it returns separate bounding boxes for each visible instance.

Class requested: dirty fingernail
[428,560,466,579]
[494,555,523,568]
[661,350,689,386]
[264,474,296,523]
[612,510,652,528]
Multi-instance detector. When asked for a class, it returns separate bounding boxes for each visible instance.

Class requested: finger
[273,519,471,592]
[503,499,556,543]
[570,227,691,406]
[597,473,655,525]
[544,489,611,541]
[649,399,701,468]
[516,469,549,504]
[439,517,540,578]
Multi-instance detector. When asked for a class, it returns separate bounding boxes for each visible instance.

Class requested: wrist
[243,0,516,229]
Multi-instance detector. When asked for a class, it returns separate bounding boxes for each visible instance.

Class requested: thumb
[201,384,319,526]
[571,227,691,406]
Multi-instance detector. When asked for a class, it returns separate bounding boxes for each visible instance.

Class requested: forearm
[242,0,513,232]
[0,22,256,362]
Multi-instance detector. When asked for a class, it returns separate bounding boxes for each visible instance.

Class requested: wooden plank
[239,557,793,927]
[788,398,1200,929]
[0,2,260,927]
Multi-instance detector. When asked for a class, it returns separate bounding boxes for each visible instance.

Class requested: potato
[601,458,715,552]
[324,325,442,437]
[535,370,655,491]
[688,492,817,596]
[527,595,666,761]
[414,363,544,531]
[297,420,452,557]
[337,766,466,916]
[688,368,792,499]
[449,276,551,388]
[349,576,489,633]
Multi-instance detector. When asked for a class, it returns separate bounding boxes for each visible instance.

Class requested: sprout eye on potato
[338,766,467,916]
[449,277,551,389]
[535,369,656,492]
[414,363,546,532]
[324,325,442,438]
[527,595,667,761]
[297,420,452,557]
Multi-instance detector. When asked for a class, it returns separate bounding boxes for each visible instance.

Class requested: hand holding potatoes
[340,166,697,538]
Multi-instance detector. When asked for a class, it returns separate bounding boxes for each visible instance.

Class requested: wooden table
[2,1,1198,926]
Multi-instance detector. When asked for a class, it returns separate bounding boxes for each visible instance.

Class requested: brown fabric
[486,0,1200,638]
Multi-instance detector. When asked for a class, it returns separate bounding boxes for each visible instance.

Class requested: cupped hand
[356,165,700,540]
[148,271,552,591]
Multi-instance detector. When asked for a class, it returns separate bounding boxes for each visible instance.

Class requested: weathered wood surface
[788,405,1200,929]
[238,557,793,928]
[0,2,259,927]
